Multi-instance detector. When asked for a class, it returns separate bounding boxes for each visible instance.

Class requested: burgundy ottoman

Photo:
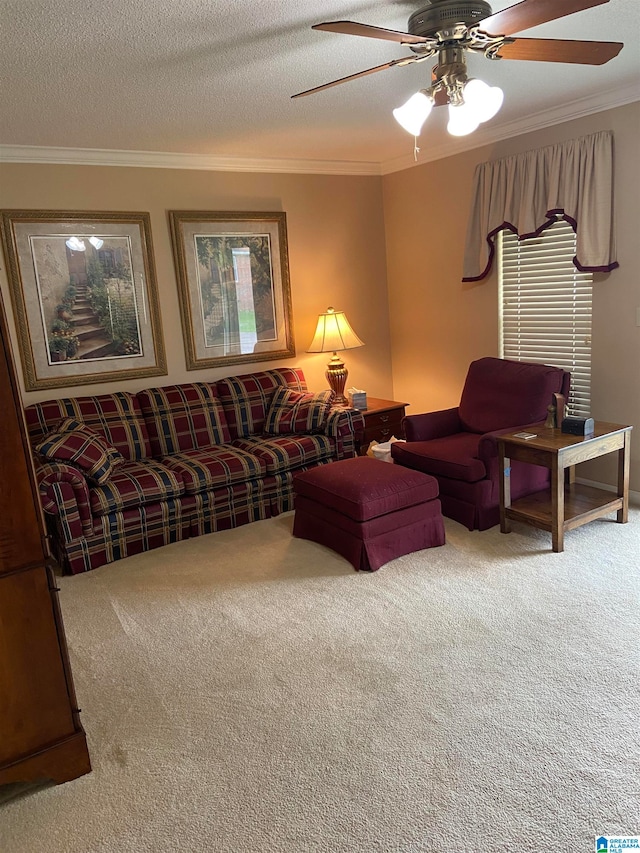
[292,456,445,571]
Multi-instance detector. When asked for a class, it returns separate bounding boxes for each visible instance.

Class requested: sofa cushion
[233,434,334,475]
[390,433,486,483]
[138,382,230,456]
[36,419,124,485]
[215,368,307,439]
[162,447,265,496]
[25,391,151,461]
[89,460,184,516]
[458,357,566,434]
[264,387,334,435]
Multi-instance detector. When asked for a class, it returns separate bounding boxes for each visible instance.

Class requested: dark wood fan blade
[479,0,610,37]
[291,57,417,99]
[498,37,623,64]
[313,20,431,46]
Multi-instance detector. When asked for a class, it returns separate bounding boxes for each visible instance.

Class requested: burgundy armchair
[390,357,571,531]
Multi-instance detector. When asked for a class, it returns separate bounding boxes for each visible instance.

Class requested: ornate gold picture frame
[0,210,167,391]
[168,210,295,370]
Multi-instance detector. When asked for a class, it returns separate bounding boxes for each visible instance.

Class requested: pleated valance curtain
[462,130,617,282]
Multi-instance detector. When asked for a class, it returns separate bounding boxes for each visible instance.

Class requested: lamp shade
[447,79,504,136]
[393,90,433,137]
[463,78,504,123]
[446,102,480,137]
[308,307,364,404]
[307,307,364,354]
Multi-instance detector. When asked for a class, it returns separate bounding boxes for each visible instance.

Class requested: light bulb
[447,103,480,137]
[393,90,433,137]
[65,237,86,252]
[462,78,504,123]
[89,236,104,249]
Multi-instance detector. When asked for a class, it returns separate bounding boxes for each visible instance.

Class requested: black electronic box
[561,417,595,436]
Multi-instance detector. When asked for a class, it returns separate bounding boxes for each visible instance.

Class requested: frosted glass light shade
[447,78,504,136]
[65,237,86,251]
[89,236,104,249]
[447,103,480,137]
[463,78,504,123]
[393,91,433,136]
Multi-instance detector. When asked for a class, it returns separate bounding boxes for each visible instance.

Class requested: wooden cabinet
[357,398,408,454]
[0,293,90,787]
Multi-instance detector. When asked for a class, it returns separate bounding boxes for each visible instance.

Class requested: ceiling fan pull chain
[413,137,420,162]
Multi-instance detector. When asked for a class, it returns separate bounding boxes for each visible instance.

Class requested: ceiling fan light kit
[294,0,623,144]
[393,50,505,137]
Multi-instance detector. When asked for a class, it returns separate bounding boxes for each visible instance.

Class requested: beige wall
[1,103,638,491]
[0,165,392,405]
[383,101,640,491]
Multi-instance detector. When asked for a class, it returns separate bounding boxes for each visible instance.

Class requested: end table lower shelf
[505,483,624,532]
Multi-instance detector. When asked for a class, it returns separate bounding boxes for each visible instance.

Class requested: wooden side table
[356,398,408,455]
[498,421,632,552]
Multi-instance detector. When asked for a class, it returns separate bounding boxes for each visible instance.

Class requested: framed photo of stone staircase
[0,210,167,391]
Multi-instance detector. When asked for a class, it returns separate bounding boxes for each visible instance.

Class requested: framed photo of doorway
[168,210,295,370]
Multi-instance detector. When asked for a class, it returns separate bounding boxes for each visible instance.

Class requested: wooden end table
[498,421,632,552]
[356,398,408,455]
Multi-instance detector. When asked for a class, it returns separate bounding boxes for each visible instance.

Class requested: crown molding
[0,145,382,176]
[380,82,640,175]
[1,84,637,177]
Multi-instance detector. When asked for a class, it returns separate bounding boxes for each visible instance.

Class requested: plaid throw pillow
[36,419,125,485]
[264,388,334,435]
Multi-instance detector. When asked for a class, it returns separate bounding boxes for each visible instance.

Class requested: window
[498,219,593,418]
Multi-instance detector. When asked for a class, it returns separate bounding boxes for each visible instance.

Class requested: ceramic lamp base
[326,354,348,404]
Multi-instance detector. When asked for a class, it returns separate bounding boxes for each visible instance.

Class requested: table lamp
[307,307,364,404]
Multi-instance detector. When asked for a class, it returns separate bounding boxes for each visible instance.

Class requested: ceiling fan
[292,0,624,137]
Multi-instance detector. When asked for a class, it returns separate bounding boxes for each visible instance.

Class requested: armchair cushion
[458,357,568,434]
[390,433,486,483]
[36,419,124,485]
[264,387,334,435]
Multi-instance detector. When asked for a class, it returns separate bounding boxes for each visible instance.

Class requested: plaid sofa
[25,367,364,574]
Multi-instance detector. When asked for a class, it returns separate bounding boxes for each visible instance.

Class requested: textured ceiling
[1,0,638,170]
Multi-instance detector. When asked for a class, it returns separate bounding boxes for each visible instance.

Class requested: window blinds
[499,220,593,419]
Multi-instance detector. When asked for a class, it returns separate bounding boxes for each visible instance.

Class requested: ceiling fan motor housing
[408,0,493,37]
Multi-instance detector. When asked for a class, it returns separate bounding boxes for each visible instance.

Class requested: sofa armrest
[403,407,462,442]
[324,406,365,460]
[35,460,93,539]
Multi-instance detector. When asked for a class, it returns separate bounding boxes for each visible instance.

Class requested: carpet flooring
[1,509,639,853]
